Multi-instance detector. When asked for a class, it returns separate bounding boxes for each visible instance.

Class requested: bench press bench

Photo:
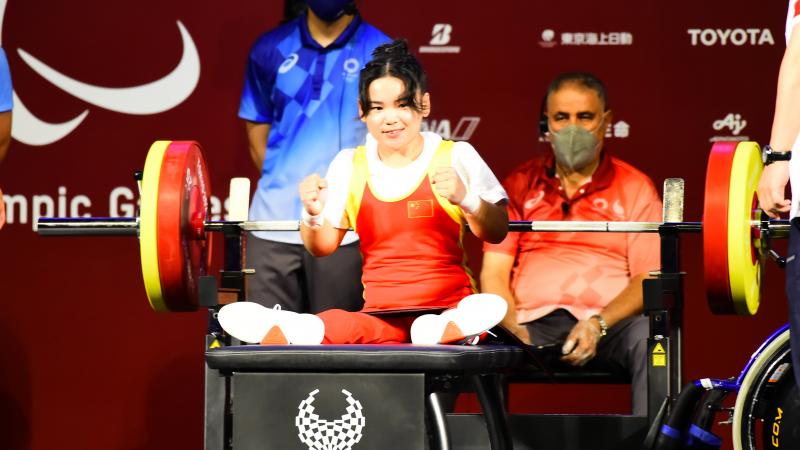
[204,342,526,450]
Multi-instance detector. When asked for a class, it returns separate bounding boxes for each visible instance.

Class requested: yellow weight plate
[726,141,763,315]
[140,140,171,312]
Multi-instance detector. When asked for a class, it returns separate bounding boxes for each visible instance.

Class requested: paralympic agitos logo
[2,1,200,146]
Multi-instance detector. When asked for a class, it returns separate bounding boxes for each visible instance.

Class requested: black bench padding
[206,344,526,373]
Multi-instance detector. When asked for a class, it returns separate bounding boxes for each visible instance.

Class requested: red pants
[318,309,417,344]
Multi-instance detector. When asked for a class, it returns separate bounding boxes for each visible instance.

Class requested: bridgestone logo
[687,28,775,46]
[420,23,461,54]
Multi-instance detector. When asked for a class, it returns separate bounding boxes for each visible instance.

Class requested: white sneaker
[410,293,507,345]
[217,302,324,345]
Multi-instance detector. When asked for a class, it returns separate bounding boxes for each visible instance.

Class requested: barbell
[37,140,790,316]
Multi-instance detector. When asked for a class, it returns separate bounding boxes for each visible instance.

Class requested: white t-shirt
[788,0,800,44]
[322,132,508,228]
[786,1,800,218]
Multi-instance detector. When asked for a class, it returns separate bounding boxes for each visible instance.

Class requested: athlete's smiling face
[360,76,430,152]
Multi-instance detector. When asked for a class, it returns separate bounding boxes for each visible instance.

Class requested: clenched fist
[298,174,328,216]
[432,167,466,205]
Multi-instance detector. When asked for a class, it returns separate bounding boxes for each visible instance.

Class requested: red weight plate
[156,141,212,311]
[703,141,737,314]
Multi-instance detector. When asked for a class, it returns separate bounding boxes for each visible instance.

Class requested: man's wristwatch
[761,144,792,165]
[589,314,608,338]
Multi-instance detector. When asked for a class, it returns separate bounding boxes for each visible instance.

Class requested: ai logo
[422,116,480,140]
[709,113,749,142]
[419,24,461,54]
[713,113,747,135]
[295,389,366,450]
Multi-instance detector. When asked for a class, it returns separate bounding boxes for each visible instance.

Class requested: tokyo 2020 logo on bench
[295,389,366,450]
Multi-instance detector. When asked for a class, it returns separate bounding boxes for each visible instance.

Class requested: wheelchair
[646,323,798,450]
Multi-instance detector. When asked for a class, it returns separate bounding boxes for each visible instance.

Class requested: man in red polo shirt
[481,72,661,416]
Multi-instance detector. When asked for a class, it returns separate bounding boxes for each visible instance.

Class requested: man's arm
[465,200,509,244]
[0,110,10,229]
[593,272,648,328]
[480,251,530,343]
[758,24,800,217]
[245,121,270,172]
[0,110,10,165]
[561,272,649,366]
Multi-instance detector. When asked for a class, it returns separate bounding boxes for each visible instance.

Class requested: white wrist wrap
[459,191,481,215]
[301,209,324,228]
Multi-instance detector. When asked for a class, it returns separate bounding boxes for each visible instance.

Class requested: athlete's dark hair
[358,39,427,117]
[546,71,609,111]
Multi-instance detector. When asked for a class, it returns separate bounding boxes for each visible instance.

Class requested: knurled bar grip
[37,217,139,236]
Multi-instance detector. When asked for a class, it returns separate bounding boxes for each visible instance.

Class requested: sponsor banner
[537,121,629,143]
[687,28,776,46]
[1,186,233,230]
[710,113,750,142]
[419,23,461,53]
[0,1,791,449]
[422,116,480,140]
[539,29,634,47]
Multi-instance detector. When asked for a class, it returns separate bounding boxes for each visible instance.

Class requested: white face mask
[549,124,602,172]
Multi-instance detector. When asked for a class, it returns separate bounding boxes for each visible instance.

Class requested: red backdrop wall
[0,1,790,449]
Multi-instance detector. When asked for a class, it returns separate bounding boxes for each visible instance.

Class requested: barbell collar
[757,219,790,239]
[37,217,139,236]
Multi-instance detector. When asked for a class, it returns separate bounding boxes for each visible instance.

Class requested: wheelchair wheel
[732,328,800,450]
[759,375,800,448]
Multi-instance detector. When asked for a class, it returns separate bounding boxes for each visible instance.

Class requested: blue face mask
[306,0,353,22]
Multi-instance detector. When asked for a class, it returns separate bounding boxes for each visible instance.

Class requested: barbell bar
[35,140,785,316]
[39,218,789,235]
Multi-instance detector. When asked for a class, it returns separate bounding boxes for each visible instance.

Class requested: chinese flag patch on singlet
[407,200,434,218]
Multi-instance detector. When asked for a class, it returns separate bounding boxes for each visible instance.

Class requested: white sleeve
[451,141,508,205]
[788,0,800,44]
[322,149,355,229]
